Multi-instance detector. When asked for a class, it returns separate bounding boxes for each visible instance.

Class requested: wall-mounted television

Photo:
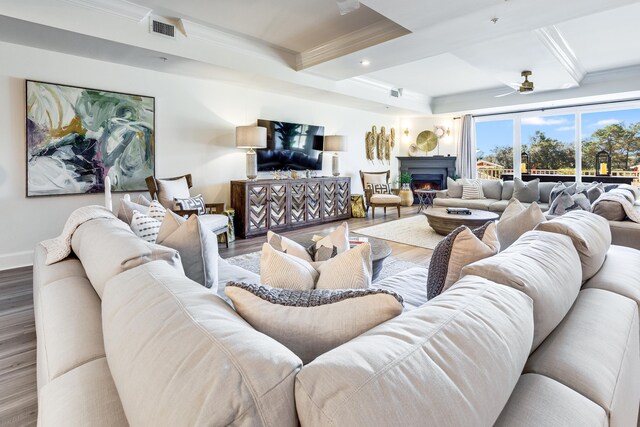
[256,119,324,171]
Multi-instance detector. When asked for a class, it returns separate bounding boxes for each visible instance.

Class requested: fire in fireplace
[410,174,444,203]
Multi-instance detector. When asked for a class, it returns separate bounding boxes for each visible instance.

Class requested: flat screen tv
[256,119,324,171]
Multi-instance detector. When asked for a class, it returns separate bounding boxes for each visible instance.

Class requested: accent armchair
[146,174,230,247]
[359,170,402,219]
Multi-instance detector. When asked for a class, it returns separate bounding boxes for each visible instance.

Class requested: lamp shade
[324,135,347,152]
[235,126,267,149]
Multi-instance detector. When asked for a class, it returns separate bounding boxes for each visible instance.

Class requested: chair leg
[224,231,229,248]
[384,207,387,215]
[372,206,375,219]
[397,205,401,217]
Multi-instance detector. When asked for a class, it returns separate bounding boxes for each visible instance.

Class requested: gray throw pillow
[481,180,503,200]
[156,211,219,290]
[501,181,514,200]
[446,177,463,198]
[118,198,149,223]
[426,222,499,300]
[496,199,546,250]
[586,182,604,204]
[548,192,591,216]
[225,283,403,364]
[513,178,539,203]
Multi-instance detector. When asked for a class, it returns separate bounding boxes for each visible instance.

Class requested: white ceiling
[2,0,640,115]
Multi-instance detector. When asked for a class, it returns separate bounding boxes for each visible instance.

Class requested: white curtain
[456,114,477,179]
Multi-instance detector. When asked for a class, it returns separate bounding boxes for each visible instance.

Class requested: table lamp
[324,135,347,176]
[236,126,267,180]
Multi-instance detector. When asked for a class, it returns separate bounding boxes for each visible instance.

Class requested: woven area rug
[352,214,444,250]
[225,251,424,284]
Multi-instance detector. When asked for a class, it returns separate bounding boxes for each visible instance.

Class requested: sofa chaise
[33,210,640,426]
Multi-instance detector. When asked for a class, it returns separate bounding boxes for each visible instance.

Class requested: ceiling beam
[534,25,586,87]
[60,0,151,22]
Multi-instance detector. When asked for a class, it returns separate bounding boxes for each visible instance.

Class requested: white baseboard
[0,250,34,271]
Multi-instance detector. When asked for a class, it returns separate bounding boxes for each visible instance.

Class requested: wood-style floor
[0,206,430,426]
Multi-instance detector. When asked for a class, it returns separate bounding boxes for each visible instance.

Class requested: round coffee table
[425,208,499,235]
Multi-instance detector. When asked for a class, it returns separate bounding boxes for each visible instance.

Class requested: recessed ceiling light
[360,59,370,66]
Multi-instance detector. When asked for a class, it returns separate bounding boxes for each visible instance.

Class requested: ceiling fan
[337,0,360,15]
[495,70,534,98]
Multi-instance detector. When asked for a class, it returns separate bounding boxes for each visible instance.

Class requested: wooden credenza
[231,177,351,238]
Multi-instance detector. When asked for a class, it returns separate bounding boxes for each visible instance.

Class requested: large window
[474,103,640,186]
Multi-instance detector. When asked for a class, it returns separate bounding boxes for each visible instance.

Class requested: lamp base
[332,153,340,177]
[246,149,258,180]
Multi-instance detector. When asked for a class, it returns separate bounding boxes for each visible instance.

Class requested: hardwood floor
[0,206,430,426]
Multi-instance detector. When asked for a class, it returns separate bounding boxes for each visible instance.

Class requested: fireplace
[397,156,457,203]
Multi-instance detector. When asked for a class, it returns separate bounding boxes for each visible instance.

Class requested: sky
[476,107,640,157]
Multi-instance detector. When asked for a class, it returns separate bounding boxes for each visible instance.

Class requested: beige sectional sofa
[34,211,640,426]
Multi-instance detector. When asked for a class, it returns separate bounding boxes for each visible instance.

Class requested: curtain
[456,114,477,179]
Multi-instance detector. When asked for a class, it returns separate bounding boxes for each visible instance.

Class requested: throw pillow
[363,173,391,195]
[174,194,206,215]
[461,179,485,200]
[148,200,167,220]
[446,177,463,198]
[496,199,546,250]
[156,177,190,209]
[307,222,350,262]
[130,211,162,243]
[548,182,574,206]
[260,242,372,290]
[513,177,539,203]
[267,230,313,262]
[136,194,151,207]
[586,182,605,204]
[591,198,627,221]
[156,212,219,290]
[548,191,591,216]
[480,179,503,200]
[118,197,149,224]
[224,283,403,364]
[426,222,499,300]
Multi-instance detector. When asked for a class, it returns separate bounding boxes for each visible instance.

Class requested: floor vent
[150,19,175,39]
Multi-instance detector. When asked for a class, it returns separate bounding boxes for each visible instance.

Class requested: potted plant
[397,173,414,207]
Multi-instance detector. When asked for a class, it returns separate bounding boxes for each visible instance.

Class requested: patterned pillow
[267,230,313,262]
[426,222,499,300]
[306,222,350,262]
[224,282,403,364]
[363,173,391,195]
[148,200,166,221]
[174,194,206,215]
[461,179,485,200]
[130,210,162,243]
[548,192,591,216]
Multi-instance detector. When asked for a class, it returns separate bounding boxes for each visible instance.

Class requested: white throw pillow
[260,242,372,290]
[461,179,485,200]
[156,177,190,209]
[308,222,350,262]
[496,199,545,250]
[130,211,162,243]
[148,200,167,221]
[224,283,404,364]
[267,230,313,262]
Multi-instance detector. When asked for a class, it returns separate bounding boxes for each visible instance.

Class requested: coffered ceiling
[2,0,640,115]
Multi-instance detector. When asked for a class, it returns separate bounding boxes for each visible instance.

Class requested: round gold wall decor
[416,130,438,152]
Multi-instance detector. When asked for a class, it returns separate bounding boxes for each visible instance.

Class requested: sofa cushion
[102,261,303,427]
[38,358,127,427]
[446,176,463,198]
[198,213,228,232]
[538,182,558,204]
[261,243,318,290]
[462,178,485,199]
[315,242,372,289]
[489,199,549,213]
[427,222,499,299]
[609,220,640,250]
[433,197,497,210]
[548,191,591,216]
[225,283,403,364]
[267,230,313,262]
[370,193,401,204]
[525,289,640,427]
[294,276,534,427]
[461,230,581,351]
[373,267,429,311]
[71,218,183,298]
[535,210,611,281]
[592,198,627,221]
[156,212,219,290]
[583,245,640,311]
[481,179,503,200]
[501,180,514,200]
[495,374,607,427]
[496,199,546,250]
[513,177,540,203]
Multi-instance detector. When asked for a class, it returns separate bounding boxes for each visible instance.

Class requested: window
[521,114,575,175]
[476,119,513,180]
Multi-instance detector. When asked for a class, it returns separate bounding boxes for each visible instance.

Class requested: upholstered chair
[359,170,401,219]
[146,174,229,247]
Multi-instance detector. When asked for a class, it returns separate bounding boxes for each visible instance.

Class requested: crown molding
[180,19,295,64]
[60,0,151,22]
[535,25,586,86]
[296,20,410,71]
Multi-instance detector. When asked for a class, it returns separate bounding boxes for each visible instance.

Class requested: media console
[231,177,351,238]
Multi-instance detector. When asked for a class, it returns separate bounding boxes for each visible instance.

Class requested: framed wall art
[26,80,155,197]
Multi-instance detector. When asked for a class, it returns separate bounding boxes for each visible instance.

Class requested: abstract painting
[26,80,155,197]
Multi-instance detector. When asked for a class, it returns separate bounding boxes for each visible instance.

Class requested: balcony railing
[477,166,640,185]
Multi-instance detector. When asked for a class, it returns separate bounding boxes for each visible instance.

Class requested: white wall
[397,117,458,158]
[0,41,399,269]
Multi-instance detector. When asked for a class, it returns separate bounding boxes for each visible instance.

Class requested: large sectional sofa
[434,179,640,250]
[33,209,640,426]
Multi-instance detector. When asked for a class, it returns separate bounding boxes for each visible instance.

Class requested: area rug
[225,251,425,284]
[352,214,444,250]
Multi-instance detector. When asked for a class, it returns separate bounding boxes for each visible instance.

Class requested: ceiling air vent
[390,88,403,98]
[150,18,175,39]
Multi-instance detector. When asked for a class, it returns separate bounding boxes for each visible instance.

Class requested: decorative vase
[399,183,414,207]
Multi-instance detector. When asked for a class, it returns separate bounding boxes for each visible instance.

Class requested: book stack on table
[349,236,369,246]
[446,208,472,215]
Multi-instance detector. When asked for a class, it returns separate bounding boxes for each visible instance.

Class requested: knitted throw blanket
[40,205,115,265]
[592,192,640,224]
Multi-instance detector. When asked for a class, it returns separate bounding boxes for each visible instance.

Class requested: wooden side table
[415,189,438,213]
